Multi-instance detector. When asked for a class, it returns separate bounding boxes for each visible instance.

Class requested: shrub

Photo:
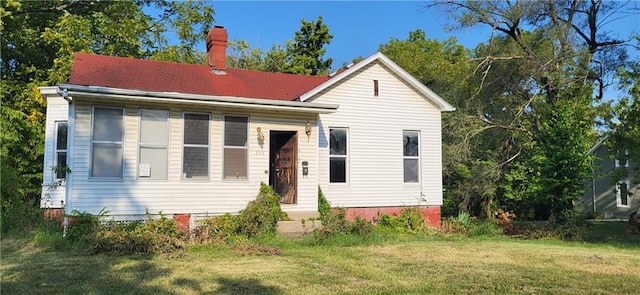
[440,212,473,235]
[312,208,374,243]
[65,210,104,244]
[377,207,429,233]
[191,183,289,248]
[318,186,332,221]
[193,213,239,243]
[509,221,587,241]
[92,214,187,256]
[235,184,288,238]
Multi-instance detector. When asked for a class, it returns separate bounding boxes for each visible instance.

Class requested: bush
[0,198,44,234]
[91,214,187,256]
[64,210,188,256]
[236,184,288,238]
[66,210,104,244]
[192,183,289,248]
[509,221,587,241]
[318,186,332,221]
[193,213,239,243]
[312,207,374,243]
[377,207,430,233]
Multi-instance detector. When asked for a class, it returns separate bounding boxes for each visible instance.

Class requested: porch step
[277,219,322,238]
[285,211,320,220]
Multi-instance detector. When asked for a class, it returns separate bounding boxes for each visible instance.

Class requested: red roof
[69,53,330,101]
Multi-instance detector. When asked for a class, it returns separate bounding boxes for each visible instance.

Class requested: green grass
[2,223,639,294]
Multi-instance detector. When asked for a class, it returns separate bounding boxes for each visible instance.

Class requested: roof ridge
[73,52,330,78]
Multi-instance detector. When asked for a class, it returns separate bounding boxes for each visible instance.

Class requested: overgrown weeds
[190,183,288,255]
[377,207,432,233]
[65,210,188,256]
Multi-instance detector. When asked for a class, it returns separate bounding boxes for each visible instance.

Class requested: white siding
[41,95,68,208]
[65,98,318,217]
[314,62,444,207]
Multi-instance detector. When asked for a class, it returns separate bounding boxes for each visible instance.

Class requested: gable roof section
[299,52,456,112]
[69,53,329,101]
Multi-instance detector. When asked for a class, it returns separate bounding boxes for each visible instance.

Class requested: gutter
[58,84,339,114]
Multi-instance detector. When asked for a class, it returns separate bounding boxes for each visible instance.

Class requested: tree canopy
[226,16,333,75]
[419,0,637,220]
[0,0,214,232]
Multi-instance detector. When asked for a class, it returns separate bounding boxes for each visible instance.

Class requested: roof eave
[58,84,339,114]
[300,52,456,112]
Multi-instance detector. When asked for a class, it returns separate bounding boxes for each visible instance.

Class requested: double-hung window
[54,121,68,179]
[615,150,629,168]
[183,113,210,179]
[139,109,169,179]
[329,128,348,183]
[403,130,420,183]
[616,180,630,208]
[91,107,124,178]
[223,115,248,179]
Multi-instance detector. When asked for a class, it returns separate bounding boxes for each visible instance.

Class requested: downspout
[592,158,597,214]
[58,88,73,236]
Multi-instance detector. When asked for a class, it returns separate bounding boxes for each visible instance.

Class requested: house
[40,26,455,230]
[582,136,638,219]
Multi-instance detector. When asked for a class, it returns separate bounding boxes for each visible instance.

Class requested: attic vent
[373,80,379,97]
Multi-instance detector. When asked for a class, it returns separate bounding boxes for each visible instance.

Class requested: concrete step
[277,219,322,238]
[285,211,320,220]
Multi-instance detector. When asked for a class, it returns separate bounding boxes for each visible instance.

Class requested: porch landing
[277,211,322,238]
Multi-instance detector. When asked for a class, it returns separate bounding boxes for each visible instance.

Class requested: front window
[54,121,68,179]
[139,109,169,179]
[329,128,348,183]
[183,113,210,179]
[615,150,629,168]
[403,130,420,183]
[91,107,124,178]
[616,180,630,208]
[223,115,248,179]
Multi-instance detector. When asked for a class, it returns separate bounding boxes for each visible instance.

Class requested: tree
[0,0,214,232]
[379,30,500,217]
[608,36,640,184]
[288,16,333,75]
[426,0,635,220]
[223,16,333,76]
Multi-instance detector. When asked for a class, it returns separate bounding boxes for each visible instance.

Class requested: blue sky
[210,1,639,72]
[212,1,491,67]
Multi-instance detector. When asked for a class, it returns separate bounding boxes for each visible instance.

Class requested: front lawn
[2,223,639,294]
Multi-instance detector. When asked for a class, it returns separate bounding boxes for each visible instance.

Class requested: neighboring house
[40,26,454,229]
[582,136,639,219]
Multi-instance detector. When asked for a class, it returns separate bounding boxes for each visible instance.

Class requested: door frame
[269,131,298,204]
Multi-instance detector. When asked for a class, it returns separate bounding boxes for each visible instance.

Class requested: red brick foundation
[43,208,65,225]
[173,214,191,232]
[335,206,441,229]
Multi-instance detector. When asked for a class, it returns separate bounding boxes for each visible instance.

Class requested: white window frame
[223,114,249,180]
[403,130,421,184]
[138,109,170,180]
[615,149,630,168]
[329,127,349,184]
[616,180,631,208]
[54,121,68,180]
[182,112,210,180]
[90,106,125,180]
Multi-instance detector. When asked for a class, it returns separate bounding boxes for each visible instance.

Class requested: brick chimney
[206,26,227,75]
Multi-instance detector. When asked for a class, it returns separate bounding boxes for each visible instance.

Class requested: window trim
[222,114,249,181]
[181,112,211,180]
[54,121,68,180]
[329,127,349,184]
[615,149,630,168]
[138,108,170,180]
[90,106,125,180]
[616,180,631,208]
[403,130,421,184]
